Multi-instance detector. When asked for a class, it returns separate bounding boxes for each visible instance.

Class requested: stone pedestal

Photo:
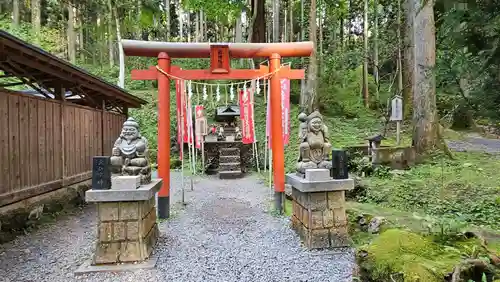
[286,170,354,249]
[85,179,162,265]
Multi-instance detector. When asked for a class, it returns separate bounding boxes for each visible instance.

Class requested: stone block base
[93,197,158,265]
[291,187,351,249]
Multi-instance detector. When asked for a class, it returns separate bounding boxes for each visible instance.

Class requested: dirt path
[447,133,500,154]
[0,172,354,282]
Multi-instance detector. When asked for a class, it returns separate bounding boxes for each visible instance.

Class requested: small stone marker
[111,175,141,190]
[92,156,111,190]
[331,150,348,179]
[305,169,330,181]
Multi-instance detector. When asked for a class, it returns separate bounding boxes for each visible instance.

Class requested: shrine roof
[0,31,147,109]
[122,40,314,58]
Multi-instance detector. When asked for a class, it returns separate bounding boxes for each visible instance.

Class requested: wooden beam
[132,65,305,81]
[122,40,314,58]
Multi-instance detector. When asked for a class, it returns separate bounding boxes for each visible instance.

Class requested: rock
[368,216,386,234]
[28,204,44,220]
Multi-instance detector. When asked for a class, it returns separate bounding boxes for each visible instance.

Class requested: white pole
[268,150,272,197]
[180,83,185,205]
[186,90,195,191]
[264,137,268,173]
[396,121,401,146]
[251,92,260,173]
[118,41,125,88]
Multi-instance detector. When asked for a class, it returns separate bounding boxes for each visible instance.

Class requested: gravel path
[0,172,354,282]
[447,133,500,154]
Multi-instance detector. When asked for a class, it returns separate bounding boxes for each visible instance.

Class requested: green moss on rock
[360,229,460,282]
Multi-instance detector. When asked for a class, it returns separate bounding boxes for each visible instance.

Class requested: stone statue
[235,126,242,141]
[110,117,152,184]
[296,111,333,174]
[217,126,225,141]
[298,112,308,142]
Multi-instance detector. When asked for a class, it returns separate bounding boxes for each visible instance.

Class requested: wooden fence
[0,89,126,207]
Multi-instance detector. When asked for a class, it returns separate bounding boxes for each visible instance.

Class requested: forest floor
[0,172,354,282]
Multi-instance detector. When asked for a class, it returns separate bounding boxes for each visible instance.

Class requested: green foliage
[361,152,500,229]
[0,18,64,53]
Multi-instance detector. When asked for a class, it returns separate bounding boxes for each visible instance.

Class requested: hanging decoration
[243,83,247,101]
[188,80,193,99]
[256,79,261,95]
[216,84,221,102]
[202,84,208,100]
[230,83,235,101]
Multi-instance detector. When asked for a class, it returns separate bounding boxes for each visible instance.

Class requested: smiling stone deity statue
[296,111,333,174]
[110,117,152,184]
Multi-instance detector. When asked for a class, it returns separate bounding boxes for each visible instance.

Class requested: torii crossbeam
[123,40,313,219]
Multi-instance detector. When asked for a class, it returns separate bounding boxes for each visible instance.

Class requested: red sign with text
[239,88,255,144]
[266,79,291,148]
[175,80,192,161]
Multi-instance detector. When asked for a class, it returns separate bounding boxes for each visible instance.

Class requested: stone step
[219,162,241,171]
[219,148,240,156]
[219,170,243,179]
[220,155,240,163]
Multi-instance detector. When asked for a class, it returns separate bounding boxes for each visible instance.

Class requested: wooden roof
[0,31,146,110]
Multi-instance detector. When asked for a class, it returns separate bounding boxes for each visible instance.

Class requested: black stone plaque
[331,149,349,179]
[92,156,111,190]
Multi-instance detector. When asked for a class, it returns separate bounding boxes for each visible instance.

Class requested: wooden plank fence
[0,89,126,207]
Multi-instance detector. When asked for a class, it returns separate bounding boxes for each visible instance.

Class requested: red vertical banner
[281,79,291,145]
[266,79,290,148]
[239,88,255,144]
[194,105,204,149]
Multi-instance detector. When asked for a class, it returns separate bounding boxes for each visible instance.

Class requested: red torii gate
[122,40,313,219]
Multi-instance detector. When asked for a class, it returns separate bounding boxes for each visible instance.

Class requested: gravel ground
[0,172,354,282]
[447,134,500,154]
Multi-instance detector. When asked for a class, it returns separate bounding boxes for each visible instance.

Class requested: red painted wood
[131,65,305,81]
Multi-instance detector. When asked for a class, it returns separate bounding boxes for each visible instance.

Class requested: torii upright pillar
[157,52,171,219]
[123,40,313,217]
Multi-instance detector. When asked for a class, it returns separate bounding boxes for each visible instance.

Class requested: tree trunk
[289,0,294,41]
[31,0,41,42]
[68,1,76,64]
[397,0,403,95]
[113,4,125,87]
[187,11,191,42]
[304,0,317,113]
[178,0,184,41]
[165,0,171,40]
[373,0,379,100]
[318,0,323,74]
[107,0,115,67]
[200,10,205,41]
[339,16,344,49]
[284,8,287,42]
[362,0,369,107]
[251,0,266,43]
[412,0,438,154]
[403,0,415,118]
[272,0,280,42]
[78,5,85,62]
[136,0,142,39]
[12,0,20,27]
